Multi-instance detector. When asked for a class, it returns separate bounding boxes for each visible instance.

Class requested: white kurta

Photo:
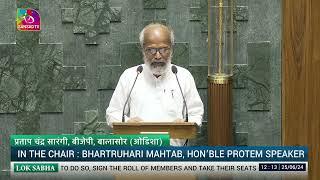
[106,64,204,146]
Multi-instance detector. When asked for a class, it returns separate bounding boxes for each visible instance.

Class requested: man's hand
[127,117,143,123]
[173,118,186,123]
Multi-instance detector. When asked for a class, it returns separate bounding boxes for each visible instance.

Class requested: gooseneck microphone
[171,65,189,122]
[122,65,143,122]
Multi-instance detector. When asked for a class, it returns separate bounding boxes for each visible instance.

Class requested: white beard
[143,54,172,76]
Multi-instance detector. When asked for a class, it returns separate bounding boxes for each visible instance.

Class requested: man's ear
[170,45,174,56]
[138,44,144,53]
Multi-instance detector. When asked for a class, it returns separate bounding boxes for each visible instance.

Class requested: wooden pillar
[283,0,320,179]
[207,76,233,145]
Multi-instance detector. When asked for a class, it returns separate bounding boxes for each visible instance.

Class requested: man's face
[143,28,172,76]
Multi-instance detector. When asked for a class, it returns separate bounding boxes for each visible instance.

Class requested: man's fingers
[127,117,143,123]
[174,118,185,123]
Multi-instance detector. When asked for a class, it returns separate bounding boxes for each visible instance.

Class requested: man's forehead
[143,26,171,45]
[144,25,170,34]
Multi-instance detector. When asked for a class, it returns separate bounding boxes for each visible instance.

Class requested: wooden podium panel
[112,122,197,139]
[112,122,198,180]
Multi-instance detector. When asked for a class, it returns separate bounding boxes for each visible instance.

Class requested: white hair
[139,23,175,47]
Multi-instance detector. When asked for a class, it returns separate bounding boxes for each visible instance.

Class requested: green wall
[0,0,281,177]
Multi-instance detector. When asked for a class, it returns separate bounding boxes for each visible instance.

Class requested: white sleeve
[105,70,130,127]
[185,72,204,126]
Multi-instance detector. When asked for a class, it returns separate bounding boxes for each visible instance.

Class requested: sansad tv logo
[16,8,41,31]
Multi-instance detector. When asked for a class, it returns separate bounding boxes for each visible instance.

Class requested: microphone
[122,65,143,122]
[171,65,189,122]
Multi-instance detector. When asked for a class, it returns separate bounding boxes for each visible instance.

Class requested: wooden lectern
[112,122,198,139]
[112,122,198,180]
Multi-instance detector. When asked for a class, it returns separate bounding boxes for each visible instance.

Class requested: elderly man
[106,23,204,146]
